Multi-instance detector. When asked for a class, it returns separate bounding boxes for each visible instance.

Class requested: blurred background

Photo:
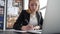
[0,0,47,30]
[0,0,5,30]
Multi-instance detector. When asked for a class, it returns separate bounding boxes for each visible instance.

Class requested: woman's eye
[31,4,37,6]
[35,4,37,6]
[31,4,34,6]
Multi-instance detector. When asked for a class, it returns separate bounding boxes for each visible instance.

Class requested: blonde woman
[13,0,43,30]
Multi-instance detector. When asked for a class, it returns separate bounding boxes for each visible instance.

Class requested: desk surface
[0,30,59,34]
[0,30,42,34]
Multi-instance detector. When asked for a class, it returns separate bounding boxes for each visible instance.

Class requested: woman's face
[29,0,39,13]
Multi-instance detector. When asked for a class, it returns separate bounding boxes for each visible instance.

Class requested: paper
[27,30,42,33]
[2,30,42,33]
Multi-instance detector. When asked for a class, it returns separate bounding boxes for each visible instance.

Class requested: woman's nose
[33,5,36,9]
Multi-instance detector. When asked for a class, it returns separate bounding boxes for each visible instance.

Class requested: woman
[13,0,43,30]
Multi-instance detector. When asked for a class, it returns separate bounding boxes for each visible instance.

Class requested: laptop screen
[42,0,60,33]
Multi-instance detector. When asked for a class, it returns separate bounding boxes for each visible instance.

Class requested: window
[40,0,47,18]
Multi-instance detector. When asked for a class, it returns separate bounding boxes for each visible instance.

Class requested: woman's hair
[28,0,40,12]
[29,0,39,3]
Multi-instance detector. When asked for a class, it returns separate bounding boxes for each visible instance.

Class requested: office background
[0,0,47,30]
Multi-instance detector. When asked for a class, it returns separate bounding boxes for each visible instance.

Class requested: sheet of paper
[1,29,42,33]
[27,30,42,33]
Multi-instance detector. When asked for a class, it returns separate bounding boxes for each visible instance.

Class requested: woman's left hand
[33,26,40,30]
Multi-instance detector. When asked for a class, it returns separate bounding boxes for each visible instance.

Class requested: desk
[0,30,42,34]
[0,30,58,34]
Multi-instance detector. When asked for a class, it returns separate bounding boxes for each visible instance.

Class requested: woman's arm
[34,12,43,30]
[13,10,25,30]
[39,12,43,29]
[34,16,43,30]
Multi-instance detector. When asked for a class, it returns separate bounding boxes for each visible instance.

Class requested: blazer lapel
[36,12,39,25]
[36,12,41,25]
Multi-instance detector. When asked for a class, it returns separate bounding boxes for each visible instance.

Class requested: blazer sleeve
[40,12,43,25]
[13,10,24,30]
[39,12,43,29]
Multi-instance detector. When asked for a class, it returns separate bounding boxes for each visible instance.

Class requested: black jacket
[13,10,43,30]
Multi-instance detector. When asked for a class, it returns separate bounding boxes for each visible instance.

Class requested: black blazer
[13,10,43,30]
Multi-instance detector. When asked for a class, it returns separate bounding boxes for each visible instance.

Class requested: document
[4,29,42,33]
[14,30,42,33]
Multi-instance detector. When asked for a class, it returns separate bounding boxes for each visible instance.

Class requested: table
[0,30,42,34]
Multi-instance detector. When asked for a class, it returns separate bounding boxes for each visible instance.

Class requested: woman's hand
[21,25,34,31]
[33,26,40,30]
[21,26,28,31]
[27,24,34,30]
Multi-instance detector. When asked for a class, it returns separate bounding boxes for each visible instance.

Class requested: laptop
[42,0,60,34]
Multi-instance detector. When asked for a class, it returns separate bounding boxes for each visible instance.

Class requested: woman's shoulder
[37,11,42,15]
[20,10,26,15]
[21,10,26,13]
[20,10,29,15]
[21,10,30,14]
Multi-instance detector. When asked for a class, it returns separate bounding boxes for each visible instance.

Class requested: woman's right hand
[21,26,28,31]
[21,25,34,31]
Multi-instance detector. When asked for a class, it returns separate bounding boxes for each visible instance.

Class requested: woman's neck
[31,12,36,15]
[26,9,37,15]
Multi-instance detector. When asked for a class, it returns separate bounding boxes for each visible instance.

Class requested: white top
[29,14,38,26]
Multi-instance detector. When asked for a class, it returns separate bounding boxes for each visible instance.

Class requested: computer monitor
[42,0,60,33]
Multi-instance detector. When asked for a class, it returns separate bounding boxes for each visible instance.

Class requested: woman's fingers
[33,26,40,30]
[21,25,34,31]
[21,26,28,31]
[27,24,34,30]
